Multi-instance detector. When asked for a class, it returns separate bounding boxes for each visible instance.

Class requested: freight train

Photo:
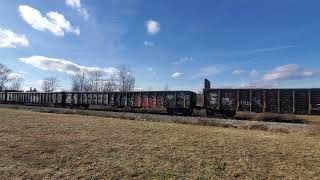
[1,79,320,117]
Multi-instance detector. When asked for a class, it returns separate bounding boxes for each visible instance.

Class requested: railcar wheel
[167,108,175,115]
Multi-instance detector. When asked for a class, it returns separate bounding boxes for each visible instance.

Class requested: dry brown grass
[239,121,292,134]
[1,108,320,179]
[239,121,269,131]
[306,124,320,136]
[235,111,320,124]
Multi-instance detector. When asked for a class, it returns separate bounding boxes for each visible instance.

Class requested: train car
[64,91,196,115]
[203,79,320,117]
[1,90,197,115]
[2,91,65,107]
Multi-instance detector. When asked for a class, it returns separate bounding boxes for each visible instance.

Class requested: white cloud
[263,64,319,81]
[19,5,80,36]
[245,45,295,55]
[146,20,160,35]
[195,65,223,77]
[65,0,89,20]
[143,40,154,47]
[9,72,24,78]
[0,28,29,48]
[146,67,153,71]
[172,72,183,78]
[173,57,193,65]
[19,56,117,76]
[232,69,245,75]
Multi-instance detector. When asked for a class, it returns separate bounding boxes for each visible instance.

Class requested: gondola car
[0,90,197,116]
[203,79,320,117]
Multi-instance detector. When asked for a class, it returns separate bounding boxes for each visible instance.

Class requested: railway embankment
[0,104,315,133]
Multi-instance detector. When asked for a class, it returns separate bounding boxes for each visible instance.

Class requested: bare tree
[41,77,60,92]
[26,87,38,92]
[163,84,170,91]
[71,69,121,92]
[71,72,88,92]
[0,63,12,91]
[88,69,105,92]
[103,74,117,92]
[117,65,135,92]
[10,76,24,91]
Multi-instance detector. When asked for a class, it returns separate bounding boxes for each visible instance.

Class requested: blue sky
[1,0,320,91]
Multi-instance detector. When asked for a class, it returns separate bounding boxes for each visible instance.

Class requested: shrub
[254,113,306,124]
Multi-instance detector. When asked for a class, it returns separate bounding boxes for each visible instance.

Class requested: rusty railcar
[64,91,196,115]
[203,79,320,116]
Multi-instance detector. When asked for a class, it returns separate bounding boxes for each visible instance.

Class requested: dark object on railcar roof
[204,79,211,89]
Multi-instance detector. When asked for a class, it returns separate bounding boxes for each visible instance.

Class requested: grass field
[0,108,320,179]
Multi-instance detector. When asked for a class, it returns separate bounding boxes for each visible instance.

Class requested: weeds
[239,122,269,131]
[306,124,320,136]
[236,112,307,124]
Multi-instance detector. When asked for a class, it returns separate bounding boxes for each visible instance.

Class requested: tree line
[0,62,135,92]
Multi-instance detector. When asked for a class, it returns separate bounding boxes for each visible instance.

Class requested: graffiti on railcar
[252,98,262,107]
[240,100,250,106]
[165,93,175,108]
[252,93,263,112]
[221,97,233,109]
[127,93,133,107]
[141,93,148,108]
[208,92,218,107]
[148,93,156,108]
[65,93,72,104]
[156,94,164,108]
[102,93,108,105]
[177,92,191,108]
[97,93,102,105]
[109,94,114,106]
[133,94,140,107]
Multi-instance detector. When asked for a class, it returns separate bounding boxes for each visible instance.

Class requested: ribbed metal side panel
[239,90,250,111]
[148,92,156,108]
[165,92,175,108]
[311,89,320,113]
[252,90,264,113]
[266,90,278,113]
[295,90,308,114]
[220,90,237,111]
[156,93,164,108]
[280,90,293,113]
